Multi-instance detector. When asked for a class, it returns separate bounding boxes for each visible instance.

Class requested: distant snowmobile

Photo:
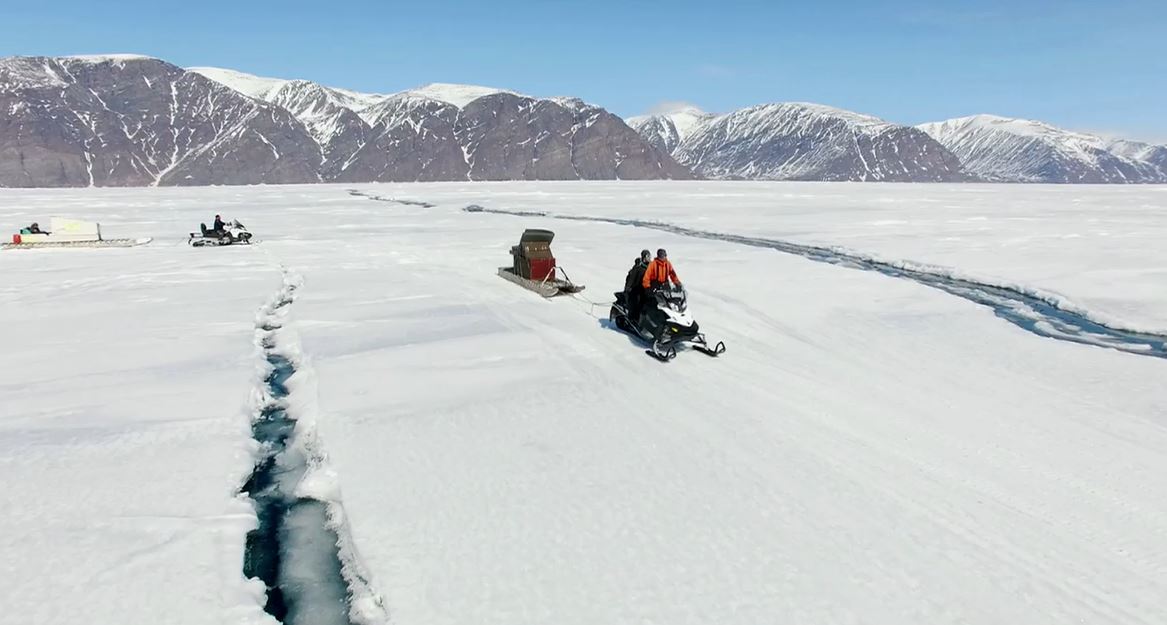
[610,285,725,361]
[188,220,253,247]
[3,217,150,249]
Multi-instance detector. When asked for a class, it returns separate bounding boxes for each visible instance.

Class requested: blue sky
[5,0,1165,141]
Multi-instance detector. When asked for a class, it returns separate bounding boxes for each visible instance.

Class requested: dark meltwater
[243,295,355,625]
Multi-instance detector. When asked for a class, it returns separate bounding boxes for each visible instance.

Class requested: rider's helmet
[657,248,667,259]
[640,249,651,263]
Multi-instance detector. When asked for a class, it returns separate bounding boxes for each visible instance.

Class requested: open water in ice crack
[242,313,354,624]
[464,205,1167,360]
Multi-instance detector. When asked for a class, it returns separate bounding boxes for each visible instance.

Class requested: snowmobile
[3,217,151,249]
[188,220,253,247]
[497,228,585,297]
[610,285,726,361]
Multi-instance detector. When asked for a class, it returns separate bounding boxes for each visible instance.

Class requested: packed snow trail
[244,271,379,625]
[463,205,1167,360]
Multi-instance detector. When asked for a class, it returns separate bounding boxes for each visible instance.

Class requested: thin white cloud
[646,100,702,115]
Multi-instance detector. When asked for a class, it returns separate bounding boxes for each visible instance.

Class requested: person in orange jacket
[642,248,682,290]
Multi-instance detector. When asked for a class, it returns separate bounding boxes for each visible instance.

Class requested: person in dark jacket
[26,222,49,234]
[624,249,651,321]
[212,215,227,234]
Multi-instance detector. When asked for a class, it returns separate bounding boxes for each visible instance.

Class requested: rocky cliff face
[455,94,693,180]
[631,103,965,182]
[0,55,321,187]
[25,55,1166,186]
[627,107,715,154]
[0,58,689,187]
[189,67,695,184]
[332,94,468,182]
[918,115,1167,183]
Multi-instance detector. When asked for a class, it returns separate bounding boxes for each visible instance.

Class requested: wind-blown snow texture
[3,182,1167,625]
[918,115,1167,183]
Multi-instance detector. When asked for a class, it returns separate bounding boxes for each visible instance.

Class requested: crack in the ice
[347,189,436,208]
[242,273,361,625]
[462,205,1167,361]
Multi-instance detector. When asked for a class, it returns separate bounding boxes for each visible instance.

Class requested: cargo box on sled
[497,229,585,297]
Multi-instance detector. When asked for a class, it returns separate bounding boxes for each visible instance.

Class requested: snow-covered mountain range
[3,54,1165,186]
[626,106,715,154]
[916,115,1167,183]
[0,55,322,186]
[631,104,966,182]
[630,105,1167,183]
[0,56,688,187]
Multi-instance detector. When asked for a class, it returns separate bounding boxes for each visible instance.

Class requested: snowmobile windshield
[655,285,688,312]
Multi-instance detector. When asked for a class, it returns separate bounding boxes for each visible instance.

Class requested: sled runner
[4,217,150,249]
[498,229,585,297]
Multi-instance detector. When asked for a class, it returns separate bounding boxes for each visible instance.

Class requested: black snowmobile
[188,220,253,247]
[610,285,725,361]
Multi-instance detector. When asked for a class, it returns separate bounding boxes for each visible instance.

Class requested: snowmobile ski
[188,219,253,247]
[646,340,678,362]
[692,340,727,357]
[610,286,725,361]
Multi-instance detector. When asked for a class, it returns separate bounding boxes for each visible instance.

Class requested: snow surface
[63,54,156,64]
[190,68,520,111]
[1108,138,1167,163]
[189,66,300,100]
[673,104,955,181]
[190,67,385,110]
[3,182,1167,625]
[917,115,1166,183]
[627,106,715,153]
[401,82,518,108]
[661,105,714,139]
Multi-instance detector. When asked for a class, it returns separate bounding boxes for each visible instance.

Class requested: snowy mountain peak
[188,66,289,100]
[747,102,895,134]
[2,55,169,91]
[1107,138,1167,164]
[665,101,963,181]
[627,106,717,154]
[667,104,708,116]
[402,82,519,108]
[922,114,1101,144]
[919,114,1167,183]
[62,54,157,64]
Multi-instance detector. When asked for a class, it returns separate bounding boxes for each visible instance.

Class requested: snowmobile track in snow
[463,205,1167,361]
[242,271,381,625]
